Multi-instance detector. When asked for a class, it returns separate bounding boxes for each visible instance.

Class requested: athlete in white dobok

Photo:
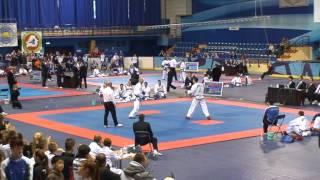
[129,78,144,119]
[186,77,211,120]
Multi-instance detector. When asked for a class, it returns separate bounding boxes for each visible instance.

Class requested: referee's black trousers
[104,101,118,126]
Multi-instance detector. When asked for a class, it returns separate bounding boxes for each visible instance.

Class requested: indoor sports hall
[0,0,319,179]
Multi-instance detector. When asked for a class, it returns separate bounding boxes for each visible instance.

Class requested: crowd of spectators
[0,114,174,180]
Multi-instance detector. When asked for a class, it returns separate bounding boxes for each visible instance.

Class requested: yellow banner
[21,31,42,53]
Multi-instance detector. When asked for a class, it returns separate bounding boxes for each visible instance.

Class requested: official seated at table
[295,75,307,105]
[305,78,316,105]
[286,111,310,137]
[296,75,307,90]
[286,76,296,88]
[311,83,320,106]
[133,114,162,156]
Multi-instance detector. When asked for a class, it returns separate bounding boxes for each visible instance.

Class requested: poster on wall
[0,23,18,47]
[185,62,199,72]
[204,82,224,97]
[21,31,42,53]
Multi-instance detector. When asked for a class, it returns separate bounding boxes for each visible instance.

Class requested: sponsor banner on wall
[0,23,18,47]
[315,0,320,22]
[279,0,309,8]
[204,82,224,97]
[21,31,42,53]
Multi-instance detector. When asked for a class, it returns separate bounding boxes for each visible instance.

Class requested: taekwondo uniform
[186,82,211,119]
[129,81,143,118]
[161,59,170,80]
[179,61,187,82]
[142,83,151,99]
[154,82,167,99]
[287,116,309,136]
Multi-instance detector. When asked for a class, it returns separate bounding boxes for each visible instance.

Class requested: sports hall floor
[1,72,319,180]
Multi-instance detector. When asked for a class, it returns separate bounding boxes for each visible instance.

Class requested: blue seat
[0,88,9,100]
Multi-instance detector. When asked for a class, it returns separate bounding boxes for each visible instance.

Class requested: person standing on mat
[169,57,178,81]
[11,83,22,109]
[79,61,87,89]
[99,81,123,128]
[129,78,144,119]
[167,67,176,92]
[6,66,17,101]
[56,63,64,88]
[72,64,80,89]
[186,77,211,120]
[41,60,49,88]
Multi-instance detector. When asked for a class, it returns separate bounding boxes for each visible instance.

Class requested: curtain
[38,0,59,28]
[75,0,94,27]
[95,0,112,26]
[28,0,41,28]
[129,0,144,25]
[144,0,161,25]
[95,0,129,27]
[59,0,76,26]
[16,0,28,28]
[113,0,129,26]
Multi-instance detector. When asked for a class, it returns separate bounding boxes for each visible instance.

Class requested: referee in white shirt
[99,82,123,127]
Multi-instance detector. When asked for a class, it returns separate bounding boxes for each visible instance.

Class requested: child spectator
[46,155,64,180]
[33,149,49,180]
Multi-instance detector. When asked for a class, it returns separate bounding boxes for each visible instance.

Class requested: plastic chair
[0,88,9,100]
[134,131,153,153]
[268,114,286,139]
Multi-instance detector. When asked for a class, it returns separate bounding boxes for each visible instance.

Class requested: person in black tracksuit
[41,61,49,87]
[7,67,17,101]
[56,63,64,88]
[11,84,22,109]
[167,67,176,92]
[72,64,80,89]
[79,62,87,89]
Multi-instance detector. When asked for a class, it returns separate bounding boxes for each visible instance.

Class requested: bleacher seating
[170,41,277,61]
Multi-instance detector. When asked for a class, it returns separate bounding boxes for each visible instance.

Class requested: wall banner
[21,31,42,53]
[0,23,18,47]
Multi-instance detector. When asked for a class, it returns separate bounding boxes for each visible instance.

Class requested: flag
[21,31,42,53]
[0,23,18,47]
[279,0,309,8]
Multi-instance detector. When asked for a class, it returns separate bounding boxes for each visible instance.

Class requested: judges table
[267,87,304,106]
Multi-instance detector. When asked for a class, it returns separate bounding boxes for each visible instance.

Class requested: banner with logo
[185,62,199,72]
[21,31,42,53]
[279,0,308,8]
[0,23,18,47]
[204,82,224,97]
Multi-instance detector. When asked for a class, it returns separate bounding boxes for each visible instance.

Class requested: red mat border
[7,98,318,150]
